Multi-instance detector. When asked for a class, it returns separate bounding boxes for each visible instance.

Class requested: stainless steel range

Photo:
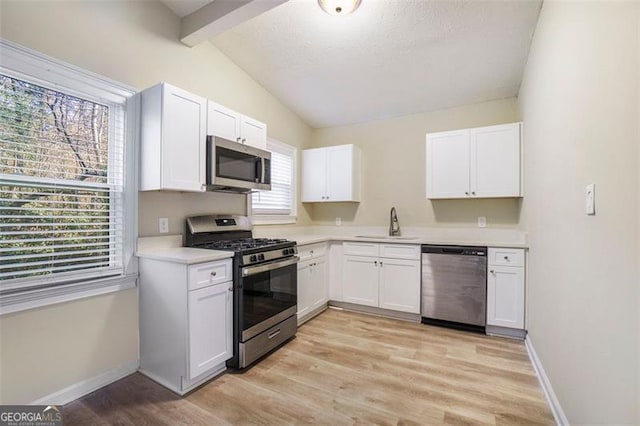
[185,215,298,369]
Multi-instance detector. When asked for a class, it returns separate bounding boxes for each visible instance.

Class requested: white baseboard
[31,360,138,406]
[525,336,569,426]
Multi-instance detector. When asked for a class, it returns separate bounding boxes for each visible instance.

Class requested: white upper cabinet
[426,122,522,199]
[207,101,267,149]
[207,102,240,142]
[425,129,470,198]
[140,83,207,192]
[302,144,361,203]
[471,124,522,197]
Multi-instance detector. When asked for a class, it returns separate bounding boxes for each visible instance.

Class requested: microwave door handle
[261,157,266,184]
[254,156,263,183]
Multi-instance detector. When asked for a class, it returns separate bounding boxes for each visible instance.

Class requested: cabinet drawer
[379,244,420,260]
[298,243,327,261]
[188,259,232,291]
[343,242,379,257]
[488,248,524,267]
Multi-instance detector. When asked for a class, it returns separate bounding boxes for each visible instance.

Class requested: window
[0,40,137,313]
[251,139,296,223]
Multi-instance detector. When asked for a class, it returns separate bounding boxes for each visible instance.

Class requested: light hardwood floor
[63,308,554,425]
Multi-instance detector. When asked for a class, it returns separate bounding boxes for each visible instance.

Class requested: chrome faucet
[389,207,401,236]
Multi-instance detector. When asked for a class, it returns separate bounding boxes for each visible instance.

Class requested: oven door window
[216,146,262,183]
[242,262,297,332]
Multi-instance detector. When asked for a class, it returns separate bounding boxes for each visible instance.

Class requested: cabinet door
[297,260,313,321]
[240,116,267,149]
[302,148,327,202]
[342,255,379,307]
[207,101,241,142]
[310,258,328,310]
[188,281,233,379]
[487,266,525,329]
[470,123,521,197]
[326,145,355,202]
[162,85,207,191]
[378,258,421,314]
[426,129,471,199]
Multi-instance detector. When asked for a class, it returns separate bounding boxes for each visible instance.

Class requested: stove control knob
[250,255,257,262]
[258,254,265,261]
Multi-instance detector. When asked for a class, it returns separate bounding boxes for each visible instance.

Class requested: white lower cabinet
[297,243,329,323]
[342,255,379,307]
[342,242,421,314]
[139,257,233,395]
[188,281,233,379]
[487,248,525,331]
[378,258,421,313]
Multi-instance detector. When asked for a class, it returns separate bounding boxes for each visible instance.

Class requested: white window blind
[0,73,126,292]
[252,139,296,216]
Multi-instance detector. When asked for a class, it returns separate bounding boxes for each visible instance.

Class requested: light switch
[335,217,342,226]
[477,216,487,228]
[159,217,169,233]
[585,184,595,215]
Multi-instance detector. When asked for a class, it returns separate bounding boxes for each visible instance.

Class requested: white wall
[310,98,521,227]
[0,0,312,404]
[518,1,639,423]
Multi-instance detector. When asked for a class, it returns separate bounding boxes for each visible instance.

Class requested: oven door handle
[242,256,299,277]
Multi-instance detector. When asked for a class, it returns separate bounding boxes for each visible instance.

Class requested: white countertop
[290,234,528,248]
[254,226,529,249]
[136,247,233,264]
[136,235,233,264]
[136,226,527,264]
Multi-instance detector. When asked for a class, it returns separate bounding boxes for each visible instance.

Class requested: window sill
[252,215,297,225]
[0,274,137,316]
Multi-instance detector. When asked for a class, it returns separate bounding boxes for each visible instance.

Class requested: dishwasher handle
[421,245,487,256]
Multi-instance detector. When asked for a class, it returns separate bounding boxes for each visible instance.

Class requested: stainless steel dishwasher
[421,245,487,333]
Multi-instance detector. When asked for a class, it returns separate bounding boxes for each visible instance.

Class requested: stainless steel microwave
[206,136,271,193]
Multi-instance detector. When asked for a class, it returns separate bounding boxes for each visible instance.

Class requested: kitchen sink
[354,235,420,241]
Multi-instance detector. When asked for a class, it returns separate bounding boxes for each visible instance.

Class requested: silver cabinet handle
[472,191,476,195]
[210,272,217,277]
[504,256,509,260]
[228,287,233,292]
[374,260,378,266]
[236,137,241,142]
[490,270,495,274]
[242,138,246,144]
[380,261,383,267]
[465,192,469,195]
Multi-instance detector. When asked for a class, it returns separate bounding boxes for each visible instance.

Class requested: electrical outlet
[159,217,169,233]
[335,217,342,226]
[477,216,487,228]
[586,184,595,215]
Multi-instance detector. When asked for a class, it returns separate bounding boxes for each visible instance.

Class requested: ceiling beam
[180,0,288,47]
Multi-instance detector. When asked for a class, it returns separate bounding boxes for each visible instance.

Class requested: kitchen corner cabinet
[139,257,233,395]
[342,242,421,314]
[302,144,361,202]
[487,248,525,331]
[297,243,329,324]
[207,101,267,149]
[426,122,522,199]
[140,83,207,192]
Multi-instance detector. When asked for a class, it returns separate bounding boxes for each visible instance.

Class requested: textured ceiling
[162,0,214,17]
[210,0,542,128]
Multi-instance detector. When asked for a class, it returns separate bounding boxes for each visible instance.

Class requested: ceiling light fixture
[318,0,362,16]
